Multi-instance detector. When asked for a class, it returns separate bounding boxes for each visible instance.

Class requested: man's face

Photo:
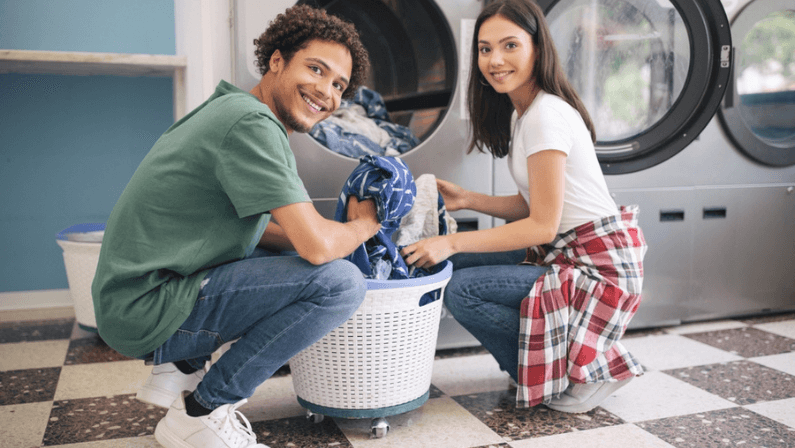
[269,40,353,134]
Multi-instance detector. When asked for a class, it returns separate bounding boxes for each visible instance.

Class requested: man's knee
[315,259,367,309]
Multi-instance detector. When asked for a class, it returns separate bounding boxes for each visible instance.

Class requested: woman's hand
[401,235,456,269]
[437,179,468,212]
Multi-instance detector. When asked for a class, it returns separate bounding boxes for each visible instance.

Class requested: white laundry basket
[289,260,452,436]
[55,223,105,331]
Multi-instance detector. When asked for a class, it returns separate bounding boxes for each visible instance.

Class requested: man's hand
[346,196,380,239]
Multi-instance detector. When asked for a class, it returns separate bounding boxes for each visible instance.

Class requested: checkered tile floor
[2,307,794,447]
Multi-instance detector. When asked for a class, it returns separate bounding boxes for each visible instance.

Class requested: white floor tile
[0,401,52,448]
[335,396,505,448]
[748,352,795,376]
[431,354,513,397]
[238,375,306,422]
[744,397,795,428]
[0,306,74,323]
[663,320,747,335]
[598,371,737,423]
[508,423,676,448]
[754,320,795,340]
[54,360,152,401]
[47,436,162,447]
[619,334,743,371]
[0,340,70,371]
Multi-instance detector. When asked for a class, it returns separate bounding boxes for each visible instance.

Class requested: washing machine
[494,0,795,328]
[232,0,490,348]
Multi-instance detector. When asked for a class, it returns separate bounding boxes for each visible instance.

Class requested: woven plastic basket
[56,223,105,331]
[289,260,452,419]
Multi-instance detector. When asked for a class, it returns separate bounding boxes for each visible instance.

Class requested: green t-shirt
[91,80,311,358]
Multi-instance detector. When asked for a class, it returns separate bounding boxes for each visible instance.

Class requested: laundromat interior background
[1,0,794,447]
[3,0,793,342]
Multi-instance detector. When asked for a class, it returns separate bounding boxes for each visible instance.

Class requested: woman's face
[477,14,537,112]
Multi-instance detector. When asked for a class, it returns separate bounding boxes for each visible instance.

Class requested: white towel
[394,174,457,247]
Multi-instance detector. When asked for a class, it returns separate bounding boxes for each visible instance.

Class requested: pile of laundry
[334,156,457,304]
[311,87,421,158]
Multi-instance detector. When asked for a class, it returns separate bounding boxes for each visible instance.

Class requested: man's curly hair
[254,5,370,99]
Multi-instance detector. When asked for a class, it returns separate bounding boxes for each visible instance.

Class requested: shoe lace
[209,399,258,447]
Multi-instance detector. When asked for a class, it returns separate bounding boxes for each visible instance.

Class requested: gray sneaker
[545,377,633,414]
[136,362,207,408]
[154,391,268,448]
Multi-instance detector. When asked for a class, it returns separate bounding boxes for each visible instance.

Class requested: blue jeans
[444,250,549,382]
[150,249,366,410]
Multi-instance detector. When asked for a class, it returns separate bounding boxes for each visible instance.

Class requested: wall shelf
[0,49,185,77]
[0,49,187,118]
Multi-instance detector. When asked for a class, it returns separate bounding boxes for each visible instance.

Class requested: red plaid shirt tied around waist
[517,205,647,408]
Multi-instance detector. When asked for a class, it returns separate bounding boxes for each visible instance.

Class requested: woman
[401,0,647,413]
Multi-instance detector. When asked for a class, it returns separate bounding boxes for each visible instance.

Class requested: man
[91,6,377,448]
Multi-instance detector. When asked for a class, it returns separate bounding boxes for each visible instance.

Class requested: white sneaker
[546,377,633,414]
[155,391,268,448]
[137,362,207,408]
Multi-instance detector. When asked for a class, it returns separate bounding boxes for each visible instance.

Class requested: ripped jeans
[149,249,366,410]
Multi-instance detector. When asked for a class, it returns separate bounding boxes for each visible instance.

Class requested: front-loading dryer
[232,0,489,348]
[494,0,795,328]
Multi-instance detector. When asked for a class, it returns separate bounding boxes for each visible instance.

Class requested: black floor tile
[251,414,353,448]
[452,389,624,441]
[0,318,74,343]
[683,327,795,358]
[42,394,166,446]
[664,360,795,405]
[0,367,61,405]
[64,335,133,365]
[638,406,795,448]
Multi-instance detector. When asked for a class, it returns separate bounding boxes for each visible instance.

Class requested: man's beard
[274,98,312,134]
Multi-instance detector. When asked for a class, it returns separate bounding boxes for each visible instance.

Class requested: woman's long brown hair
[467,0,596,158]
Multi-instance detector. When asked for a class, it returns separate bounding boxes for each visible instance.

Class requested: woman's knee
[443,271,475,320]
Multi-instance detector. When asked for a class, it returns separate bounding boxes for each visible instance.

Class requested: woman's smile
[478,14,538,114]
[490,70,515,82]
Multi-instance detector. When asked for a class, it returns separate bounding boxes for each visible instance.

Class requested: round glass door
[298,0,457,158]
[718,0,795,166]
[536,0,732,174]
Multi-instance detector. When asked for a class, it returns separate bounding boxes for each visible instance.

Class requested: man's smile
[302,94,325,113]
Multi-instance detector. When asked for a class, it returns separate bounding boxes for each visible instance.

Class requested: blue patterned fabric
[311,87,421,158]
[335,156,455,305]
[334,156,417,280]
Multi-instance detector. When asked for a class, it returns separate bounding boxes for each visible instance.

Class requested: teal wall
[0,0,176,293]
[0,0,175,54]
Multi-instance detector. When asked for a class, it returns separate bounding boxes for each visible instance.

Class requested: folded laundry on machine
[311,87,421,158]
[335,157,456,305]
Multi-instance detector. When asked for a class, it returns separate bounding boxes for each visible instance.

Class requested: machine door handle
[703,207,727,219]
[660,210,685,222]
[723,46,735,109]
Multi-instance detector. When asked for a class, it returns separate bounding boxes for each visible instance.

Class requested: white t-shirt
[508,91,617,234]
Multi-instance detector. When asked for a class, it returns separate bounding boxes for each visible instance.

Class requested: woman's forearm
[465,191,530,222]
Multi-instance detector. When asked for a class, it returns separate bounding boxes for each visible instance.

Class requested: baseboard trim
[0,289,74,311]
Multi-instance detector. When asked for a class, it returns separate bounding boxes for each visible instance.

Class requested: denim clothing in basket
[334,155,416,280]
[149,248,366,410]
[517,205,647,408]
[310,87,421,158]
